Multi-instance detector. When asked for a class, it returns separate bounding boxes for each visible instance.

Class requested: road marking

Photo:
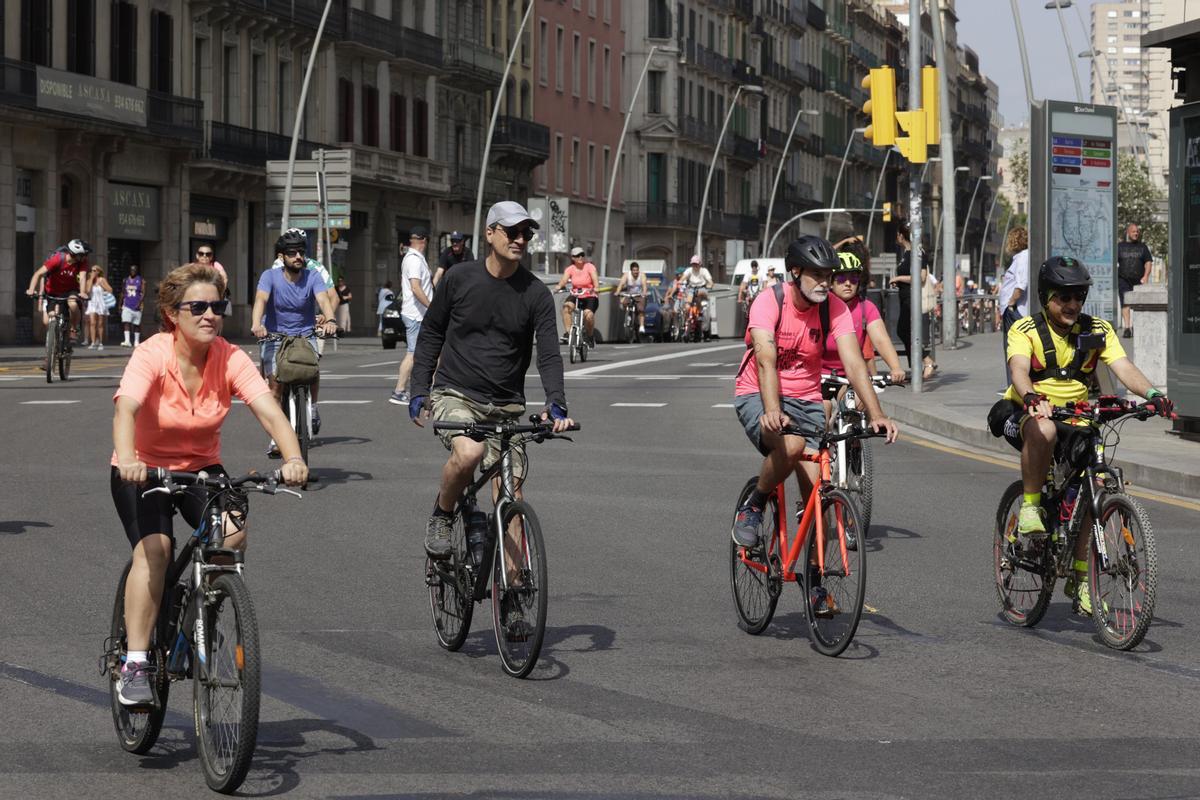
[610,402,667,407]
[317,400,374,404]
[20,399,81,405]
[564,342,744,376]
[712,403,734,408]
[689,362,724,367]
[358,360,399,368]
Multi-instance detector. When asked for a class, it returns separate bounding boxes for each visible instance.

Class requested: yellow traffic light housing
[895,109,927,164]
[922,66,940,146]
[882,202,893,223]
[861,67,897,146]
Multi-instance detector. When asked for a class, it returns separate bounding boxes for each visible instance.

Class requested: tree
[1008,138,1029,208]
[1117,153,1167,261]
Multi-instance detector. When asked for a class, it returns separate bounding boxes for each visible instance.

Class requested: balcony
[343,9,443,68]
[625,202,757,239]
[828,14,853,43]
[807,1,827,31]
[205,121,321,166]
[806,64,826,92]
[958,138,991,163]
[491,115,550,163]
[449,166,510,205]
[788,0,809,31]
[682,38,734,82]
[731,134,762,163]
[766,127,788,150]
[148,91,203,143]
[443,39,504,89]
[732,0,754,21]
[826,75,854,105]
[734,59,762,87]
[220,0,344,34]
[961,104,988,125]
[681,116,721,148]
[849,42,879,67]
[802,134,824,157]
[762,60,791,84]
[344,143,449,195]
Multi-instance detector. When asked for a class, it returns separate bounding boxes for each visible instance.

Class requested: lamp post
[280,0,335,233]
[977,185,1001,287]
[826,127,867,238]
[864,148,895,248]
[472,0,537,248]
[767,207,883,256]
[1045,1,1083,102]
[762,107,819,255]
[600,44,679,277]
[695,83,765,260]
[1008,0,1036,109]
[959,174,992,276]
[1078,46,1150,167]
[932,166,969,272]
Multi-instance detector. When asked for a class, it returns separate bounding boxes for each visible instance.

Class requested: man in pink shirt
[732,236,898,552]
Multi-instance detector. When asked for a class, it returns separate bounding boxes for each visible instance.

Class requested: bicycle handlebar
[1049,397,1162,424]
[820,371,897,389]
[432,418,582,436]
[143,468,301,498]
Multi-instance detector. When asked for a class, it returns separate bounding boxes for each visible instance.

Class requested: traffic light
[861,67,897,146]
[895,108,927,163]
[882,202,893,223]
[922,66,940,146]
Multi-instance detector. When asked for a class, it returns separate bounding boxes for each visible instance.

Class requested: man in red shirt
[26,239,91,334]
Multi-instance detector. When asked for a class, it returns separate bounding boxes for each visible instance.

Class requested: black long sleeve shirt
[410,260,566,410]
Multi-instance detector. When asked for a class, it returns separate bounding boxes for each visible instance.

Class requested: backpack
[736,282,829,378]
[1027,312,1103,383]
[274,336,320,385]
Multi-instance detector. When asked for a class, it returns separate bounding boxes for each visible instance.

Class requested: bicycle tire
[848,438,874,532]
[44,321,56,383]
[992,480,1054,627]
[579,340,588,362]
[292,385,310,465]
[59,335,71,382]
[729,478,780,634]
[1088,493,1157,650]
[108,561,169,754]
[802,489,866,657]
[568,327,578,364]
[427,511,473,651]
[194,572,261,794]
[491,501,547,678]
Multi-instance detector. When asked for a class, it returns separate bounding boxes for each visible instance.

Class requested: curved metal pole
[1069,3,1149,168]
[601,44,667,277]
[1009,0,1036,108]
[768,207,881,256]
[281,0,335,233]
[864,148,893,247]
[473,0,535,247]
[930,0,961,349]
[826,128,864,238]
[977,187,1000,286]
[763,108,816,254]
[696,84,753,259]
[959,177,988,258]
[1050,1,1083,102]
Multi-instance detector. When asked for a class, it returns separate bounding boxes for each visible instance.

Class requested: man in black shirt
[432,230,474,287]
[410,201,574,559]
[1116,223,1152,338]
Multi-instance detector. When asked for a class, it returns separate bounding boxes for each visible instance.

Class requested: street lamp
[864,147,897,247]
[826,127,867,238]
[281,0,336,233]
[695,83,765,260]
[959,174,993,270]
[600,44,680,277]
[762,107,819,254]
[1079,48,1149,167]
[1008,0,1036,108]
[918,156,942,189]
[932,166,969,269]
[977,182,1002,287]
[1045,1,1083,102]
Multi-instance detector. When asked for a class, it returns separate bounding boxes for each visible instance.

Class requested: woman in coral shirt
[109,263,305,706]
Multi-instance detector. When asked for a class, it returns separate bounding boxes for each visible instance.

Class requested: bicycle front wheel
[848,437,874,532]
[802,489,867,657]
[427,511,473,651]
[59,336,71,381]
[194,572,261,794]
[108,561,169,754]
[44,322,56,383]
[729,478,780,635]
[291,385,310,465]
[993,480,1053,627]
[1089,493,1157,650]
[491,501,547,678]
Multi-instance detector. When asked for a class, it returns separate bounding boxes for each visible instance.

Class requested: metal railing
[206,120,321,166]
[492,115,550,160]
[788,0,809,30]
[807,1,827,30]
[731,134,761,162]
[683,38,734,81]
[443,39,504,84]
[344,9,442,66]
[148,91,203,142]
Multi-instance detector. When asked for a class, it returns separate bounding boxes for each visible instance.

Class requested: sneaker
[1017,502,1047,536]
[97,343,104,351]
[808,585,838,618]
[121,340,131,348]
[88,342,97,350]
[844,525,859,552]
[389,390,409,406]
[425,513,454,559]
[1123,327,1133,339]
[267,440,281,459]
[586,336,596,349]
[117,660,154,706]
[311,406,321,436]
[559,334,569,344]
[500,591,532,642]
[731,503,763,548]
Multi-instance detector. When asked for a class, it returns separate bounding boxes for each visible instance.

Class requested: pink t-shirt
[112,333,271,470]
[821,297,881,373]
[564,263,599,298]
[735,285,854,401]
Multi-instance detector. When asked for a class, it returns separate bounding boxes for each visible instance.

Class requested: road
[3,339,1199,799]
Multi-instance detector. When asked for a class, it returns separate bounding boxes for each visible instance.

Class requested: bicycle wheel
[108,561,169,754]
[579,339,588,362]
[802,489,866,656]
[491,501,547,678]
[993,480,1054,627]
[847,437,874,532]
[568,327,578,364]
[194,572,261,794]
[729,478,781,634]
[44,321,56,383]
[1088,493,1157,650]
[427,511,474,651]
[59,334,71,382]
[292,385,310,465]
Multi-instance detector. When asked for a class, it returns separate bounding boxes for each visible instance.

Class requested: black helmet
[785,235,838,276]
[1038,255,1091,303]
[275,228,307,255]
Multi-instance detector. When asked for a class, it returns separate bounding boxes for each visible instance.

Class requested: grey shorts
[432,388,528,479]
[734,393,826,456]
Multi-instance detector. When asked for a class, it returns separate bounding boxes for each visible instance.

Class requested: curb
[881,397,1200,500]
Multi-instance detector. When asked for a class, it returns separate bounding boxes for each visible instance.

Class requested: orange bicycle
[729,425,882,656]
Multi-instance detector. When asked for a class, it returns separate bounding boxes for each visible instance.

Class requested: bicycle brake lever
[274,487,302,498]
[140,487,171,498]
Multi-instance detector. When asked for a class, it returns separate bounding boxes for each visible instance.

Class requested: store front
[107,182,160,336]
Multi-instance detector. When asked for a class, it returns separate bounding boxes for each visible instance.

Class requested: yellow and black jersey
[1003,312,1126,407]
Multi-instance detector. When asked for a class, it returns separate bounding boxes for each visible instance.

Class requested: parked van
[729,258,786,287]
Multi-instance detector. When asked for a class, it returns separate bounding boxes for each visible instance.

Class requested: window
[603,46,612,107]
[649,0,671,39]
[111,1,138,86]
[221,46,238,123]
[604,0,611,24]
[362,85,379,147]
[250,54,264,129]
[150,11,173,93]
[573,33,581,96]
[539,20,549,84]
[413,98,429,156]
[587,39,596,102]
[647,153,665,203]
[587,142,596,198]
[67,0,95,76]
[276,60,291,133]
[647,71,663,114]
[338,79,354,142]
[589,0,596,17]
[21,0,52,66]
[555,134,565,190]
[572,138,580,194]
[602,145,611,197]
[556,26,565,90]
[391,93,407,152]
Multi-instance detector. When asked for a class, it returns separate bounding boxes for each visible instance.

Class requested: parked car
[380,295,406,349]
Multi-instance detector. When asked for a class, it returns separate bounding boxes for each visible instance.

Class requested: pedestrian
[120,264,145,347]
[194,244,231,317]
[389,227,433,404]
[334,275,352,335]
[890,222,937,380]
[85,265,114,350]
[997,226,1030,391]
[376,280,394,335]
[433,231,474,286]
[1117,222,1153,338]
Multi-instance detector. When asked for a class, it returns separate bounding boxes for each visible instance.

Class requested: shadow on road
[313,435,373,448]
[304,467,374,489]
[863,524,921,553]
[0,519,53,535]
[239,718,380,798]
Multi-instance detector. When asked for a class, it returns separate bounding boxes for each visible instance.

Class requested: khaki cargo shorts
[432,388,528,479]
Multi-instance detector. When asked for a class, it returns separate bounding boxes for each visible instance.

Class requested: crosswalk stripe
[20,399,81,404]
[611,402,668,407]
[711,403,734,408]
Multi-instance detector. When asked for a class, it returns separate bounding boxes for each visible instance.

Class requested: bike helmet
[276,228,308,254]
[1038,255,1091,304]
[675,266,686,276]
[784,235,838,277]
[834,251,863,273]
[66,239,91,256]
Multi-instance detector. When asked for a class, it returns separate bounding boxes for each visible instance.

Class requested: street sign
[526,196,570,254]
[267,149,352,229]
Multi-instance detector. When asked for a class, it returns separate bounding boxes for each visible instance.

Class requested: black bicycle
[100,468,300,793]
[41,294,75,383]
[259,331,317,466]
[617,292,641,344]
[993,397,1161,650]
[426,416,579,678]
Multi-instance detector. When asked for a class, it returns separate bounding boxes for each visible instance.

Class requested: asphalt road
[2,339,1199,799]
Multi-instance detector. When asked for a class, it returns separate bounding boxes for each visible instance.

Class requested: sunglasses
[834,273,862,285]
[174,299,229,316]
[497,224,535,242]
[282,248,305,257]
[1052,290,1088,304]
[196,251,214,258]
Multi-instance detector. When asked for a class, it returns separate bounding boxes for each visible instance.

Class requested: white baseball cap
[486,201,539,229]
[689,255,702,266]
[570,246,586,257]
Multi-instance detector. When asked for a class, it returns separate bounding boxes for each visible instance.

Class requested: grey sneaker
[117,660,154,706]
[389,390,409,406]
[732,504,763,548]
[425,513,454,559]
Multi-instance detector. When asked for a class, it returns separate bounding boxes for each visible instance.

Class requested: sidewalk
[0,335,387,366]
[879,331,1200,498]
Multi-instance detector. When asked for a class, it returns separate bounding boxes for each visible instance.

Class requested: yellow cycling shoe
[1017,502,1047,536]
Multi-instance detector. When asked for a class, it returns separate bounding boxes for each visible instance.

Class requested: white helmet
[67,239,91,256]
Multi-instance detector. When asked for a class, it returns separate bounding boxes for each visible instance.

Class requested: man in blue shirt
[252,229,338,454]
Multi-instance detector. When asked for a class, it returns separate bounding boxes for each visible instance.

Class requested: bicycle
[259,331,317,467]
[41,294,76,383]
[617,292,641,344]
[99,468,300,793]
[993,396,1162,650]
[425,416,580,678]
[729,425,884,656]
[563,289,589,364]
[821,372,898,534]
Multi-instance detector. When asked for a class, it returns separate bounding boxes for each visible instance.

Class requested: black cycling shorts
[110,464,226,548]
[566,296,599,313]
[998,408,1088,462]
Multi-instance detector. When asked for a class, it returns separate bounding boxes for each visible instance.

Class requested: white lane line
[358,360,399,368]
[711,403,735,408]
[20,399,81,405]
[688,362,725,367]
[564,342,744,377]
[610,402,667,407]
[317,400,374,404]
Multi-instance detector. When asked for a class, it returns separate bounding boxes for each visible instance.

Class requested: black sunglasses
[196,250,214,257]
[1052,290,1088,304]
[496,224,535,242]
[282,248,305,257]
[174,299,229,316]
